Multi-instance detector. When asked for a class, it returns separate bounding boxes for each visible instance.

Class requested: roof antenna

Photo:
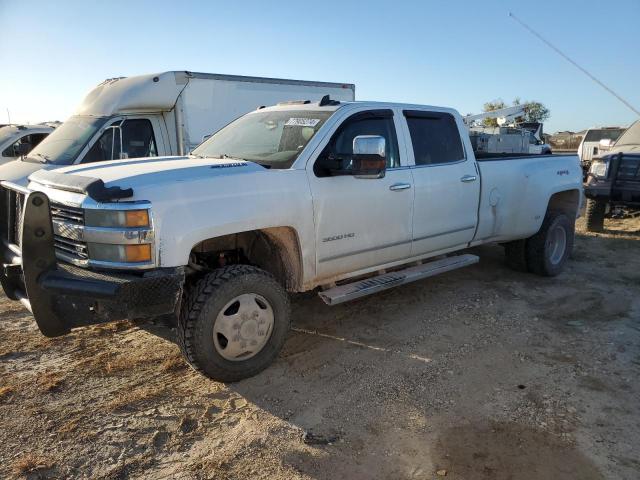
[509,12,639,116]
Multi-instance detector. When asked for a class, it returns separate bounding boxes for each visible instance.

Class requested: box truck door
[79,116,166,163]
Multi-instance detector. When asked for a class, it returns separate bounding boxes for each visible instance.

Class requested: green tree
[519,101,550,123]
[481,98,550,126]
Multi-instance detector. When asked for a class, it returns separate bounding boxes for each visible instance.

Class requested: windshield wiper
[220,153,246,162]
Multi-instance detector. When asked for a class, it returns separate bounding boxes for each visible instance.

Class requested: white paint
[28,101,583,291]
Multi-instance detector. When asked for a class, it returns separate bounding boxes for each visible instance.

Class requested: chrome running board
[318,254,479,306]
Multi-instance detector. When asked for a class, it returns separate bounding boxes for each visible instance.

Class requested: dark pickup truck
[584,119,640,231]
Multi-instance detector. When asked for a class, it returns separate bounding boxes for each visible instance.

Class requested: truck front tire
[525,211,574,277]
[177,265,291,382]
[585,199,606,232]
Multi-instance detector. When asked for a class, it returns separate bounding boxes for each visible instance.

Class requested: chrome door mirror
[352,135,386,179]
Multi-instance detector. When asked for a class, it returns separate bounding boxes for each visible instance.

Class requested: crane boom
[463,104,526,126]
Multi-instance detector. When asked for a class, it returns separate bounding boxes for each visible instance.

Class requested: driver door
[307,109,414,280]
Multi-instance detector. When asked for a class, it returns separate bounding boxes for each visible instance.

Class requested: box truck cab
[0,71,355,185]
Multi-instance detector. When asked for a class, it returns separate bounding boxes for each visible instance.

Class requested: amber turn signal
[125,210,150,227]
[125,244,152,263]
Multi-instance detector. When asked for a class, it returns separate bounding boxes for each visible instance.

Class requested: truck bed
[472,153,582,244]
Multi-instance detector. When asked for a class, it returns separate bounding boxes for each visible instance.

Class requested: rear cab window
[403,110,465,166]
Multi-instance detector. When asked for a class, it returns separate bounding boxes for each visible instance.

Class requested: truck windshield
[192,110,333,169]
[614,121,639,147]
[27,115,108,165]
[583,128,625,142]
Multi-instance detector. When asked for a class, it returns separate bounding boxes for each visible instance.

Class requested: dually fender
[474,157,582,243]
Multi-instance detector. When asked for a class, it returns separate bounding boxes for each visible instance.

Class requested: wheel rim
[213,293,274,361]
[548,224,567,265]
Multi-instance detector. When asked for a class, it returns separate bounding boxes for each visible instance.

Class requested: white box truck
[0,71,355,185]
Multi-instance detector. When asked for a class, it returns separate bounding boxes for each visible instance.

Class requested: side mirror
[352,135,386,179]
[16,142,31,157]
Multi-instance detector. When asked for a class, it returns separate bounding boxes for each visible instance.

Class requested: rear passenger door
[402,110,480,256]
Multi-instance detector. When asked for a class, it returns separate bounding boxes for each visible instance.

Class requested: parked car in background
[0,97,583,382]
[584,119,640,231]
[577,126,626,172]
[0,71,355,186]
[0,124,54,165]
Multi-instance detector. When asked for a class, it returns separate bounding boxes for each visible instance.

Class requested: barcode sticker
[285,118,321,127]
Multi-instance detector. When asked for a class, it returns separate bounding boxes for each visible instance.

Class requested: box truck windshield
[26,116,108,164]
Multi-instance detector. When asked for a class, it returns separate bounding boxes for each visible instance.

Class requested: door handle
[389,183,412,191]
[460,175,477,183]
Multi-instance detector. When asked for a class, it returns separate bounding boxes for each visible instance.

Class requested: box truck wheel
[177,265,290,382]
[525,211,574,277]
[585,199,606,232]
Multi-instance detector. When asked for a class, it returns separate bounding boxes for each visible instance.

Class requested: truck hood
[0,159,50,187]
[46,156,265,191]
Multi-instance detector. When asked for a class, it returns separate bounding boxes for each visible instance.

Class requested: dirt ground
[1,216,639,480]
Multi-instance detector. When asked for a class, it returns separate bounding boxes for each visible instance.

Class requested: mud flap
[21,191,70,337]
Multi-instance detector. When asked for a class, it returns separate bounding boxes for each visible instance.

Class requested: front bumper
[1,190,184,337]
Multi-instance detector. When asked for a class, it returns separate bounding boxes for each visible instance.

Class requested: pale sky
[1,0,638,133]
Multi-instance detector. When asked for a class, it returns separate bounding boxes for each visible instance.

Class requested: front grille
[54,234,89,261]
[51,203,84,225]
[3,188,26,248]
[51,202,87,262]
[616,158,640,182]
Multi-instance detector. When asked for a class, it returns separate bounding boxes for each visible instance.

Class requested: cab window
[315,110,399,177]
[404,111,464,166]
[82,119,157,164]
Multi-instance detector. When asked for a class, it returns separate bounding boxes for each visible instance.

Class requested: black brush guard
[1,190,184,337]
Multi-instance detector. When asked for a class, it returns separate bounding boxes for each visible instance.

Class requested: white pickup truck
[0,98,583,382]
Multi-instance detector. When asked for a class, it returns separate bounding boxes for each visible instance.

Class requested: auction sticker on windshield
[285,118,321,127]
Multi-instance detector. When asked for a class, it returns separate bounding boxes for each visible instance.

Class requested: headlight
[51,202,154,268]
[589,160,609,178]
[87,243,152,263]
[84,209,150,228]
